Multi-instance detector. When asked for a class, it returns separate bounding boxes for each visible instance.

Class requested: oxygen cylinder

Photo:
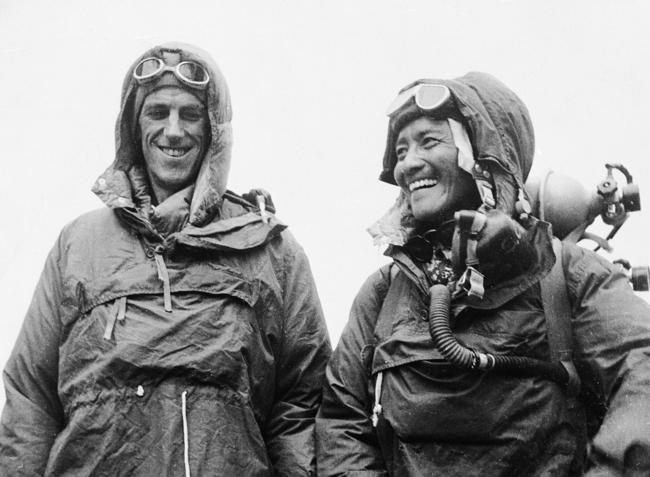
[524,166,648,291]
[525,171,601,240]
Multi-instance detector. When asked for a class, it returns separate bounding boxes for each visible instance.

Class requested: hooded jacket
[0,43,331,476]
[316,72,650,476]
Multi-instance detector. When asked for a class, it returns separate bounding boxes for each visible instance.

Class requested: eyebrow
[180,104,206,112]
[398,127,451,143]
[142,102,205,111]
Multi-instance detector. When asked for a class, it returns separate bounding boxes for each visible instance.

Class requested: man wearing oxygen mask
[316,72,650,476]
[0,42,331,476]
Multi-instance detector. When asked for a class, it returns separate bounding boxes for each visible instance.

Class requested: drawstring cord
[154,248,172,312]
[116,296,127,322]
[181,391,191,477]
[256,194,270,224]
[103,296,127,340]
[371,371,384,427]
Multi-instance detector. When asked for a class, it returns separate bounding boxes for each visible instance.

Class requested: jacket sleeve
[0,237,65,476]
[264,232,332,477]
[563,244,650,476]
[316,266,391,477]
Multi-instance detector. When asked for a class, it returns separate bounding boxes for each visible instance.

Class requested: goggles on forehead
[385,83,452,117]
[133,57,210,89]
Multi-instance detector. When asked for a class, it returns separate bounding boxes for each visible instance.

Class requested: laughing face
[139,87,208,203]
[393,116,479,226]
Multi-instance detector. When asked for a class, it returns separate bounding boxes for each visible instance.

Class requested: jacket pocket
[374,329,530,442]
[58,276,262,412]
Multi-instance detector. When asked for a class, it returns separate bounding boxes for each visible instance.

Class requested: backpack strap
[374,263,399,342]
[540,238,581,396]
[370,263,399,427]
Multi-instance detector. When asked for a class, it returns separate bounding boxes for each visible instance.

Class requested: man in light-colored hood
[95,41,234,233]
[0,42,331,476]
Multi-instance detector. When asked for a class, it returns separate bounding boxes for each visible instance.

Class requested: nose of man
[164,112,184,142]
[401,147,428,177]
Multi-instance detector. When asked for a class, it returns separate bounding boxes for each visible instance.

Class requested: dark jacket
[316,73,650,476]
[0,43,331,476]
[317,240,650,476]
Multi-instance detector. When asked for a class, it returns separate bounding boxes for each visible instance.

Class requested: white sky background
[0,0,648,408]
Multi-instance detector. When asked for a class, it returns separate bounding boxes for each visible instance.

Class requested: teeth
[159,146,190,157]
[409,178,438,192]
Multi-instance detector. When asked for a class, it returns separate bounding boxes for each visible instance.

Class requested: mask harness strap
[473,166,496,214]
[454,211,487,299]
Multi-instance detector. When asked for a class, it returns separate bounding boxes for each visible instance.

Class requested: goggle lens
[133,57,210,88]
[177,62,209,84]
[133,58,164,79]
[386,84,451,116]
[415,84,449,110]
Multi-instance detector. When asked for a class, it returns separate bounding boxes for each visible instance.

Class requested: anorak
[316,72,650,476]
[0,43,330,476]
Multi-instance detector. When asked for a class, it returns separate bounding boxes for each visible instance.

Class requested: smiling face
[139,87,208,203]
[393,116,479,226]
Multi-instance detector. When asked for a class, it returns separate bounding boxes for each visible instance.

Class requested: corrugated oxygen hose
[428,284,572,387]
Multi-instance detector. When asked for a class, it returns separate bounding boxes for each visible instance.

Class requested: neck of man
[150,182,175,205]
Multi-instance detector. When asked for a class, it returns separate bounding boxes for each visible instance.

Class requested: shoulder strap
[370,263,399,427]
[540,238,581,396]
[374,263,399,342]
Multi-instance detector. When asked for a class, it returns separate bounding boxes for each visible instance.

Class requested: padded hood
[370,72,535,246]
[92,42,233,227]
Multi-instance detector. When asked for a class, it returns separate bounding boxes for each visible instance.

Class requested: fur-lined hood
[370,72,535,246]
[92,42,232,228]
